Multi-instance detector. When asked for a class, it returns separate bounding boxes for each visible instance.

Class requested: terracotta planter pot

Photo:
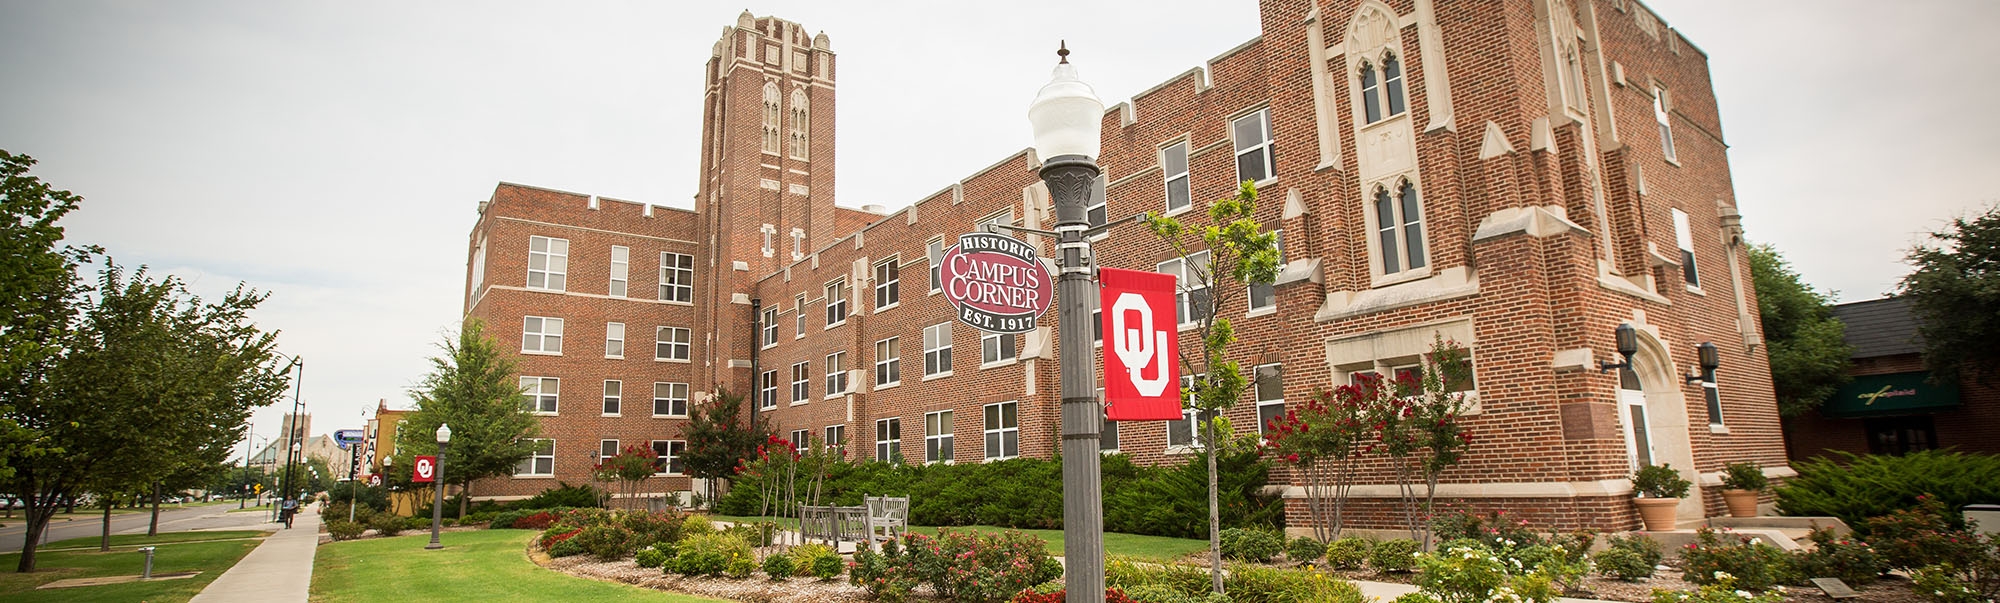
[1634,496,1681,531]
[1722,489,1759,518]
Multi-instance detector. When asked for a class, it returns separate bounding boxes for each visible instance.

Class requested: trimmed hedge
[1775,450,2000,532]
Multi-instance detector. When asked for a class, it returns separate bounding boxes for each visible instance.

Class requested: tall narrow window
[759,370,778,410]
[470,235,488,298]
[602,380,621,416]
[825,351,849,396]
[795,293,808,336]
[1232,109,1275,184]
[984,401,1019,460]
[876,418,902,462]
[791,361,810,403]
[791,429,809,449]
[1166,375,1212,449]
[655,326,690,361]
[927,238,945,292]
[605,322,624,358]
[1704,377,1723,426]
[1162,142,1191,213]
[527,236,567,291]
[1373,181,1427,275]
[1564,45,1588,109]
[790,89,810,159]
[924,322,953,376]
[609,245,628,298]
[824,279,848,326]
[1654,85,1676,162]
[520,376,559,414]
[761,306,779,347]
[824,425,845,455]
[659,252,693,303]
[1098,387,1119,452]
[522,316,563,354]
[925,410,954,463]
[875,259,900,309]
[762,82,781,154]
[1673,208,1700,287]
[1254,364,1285,436]
[875,337,901,387]
[1248,230,1284,312]
[1360,61,1383,123]
[1382,53,1406,116]
[652,382,688,417]
[1158,251,1212,325]
[599,439,618,463]
[1087,175,1108,228]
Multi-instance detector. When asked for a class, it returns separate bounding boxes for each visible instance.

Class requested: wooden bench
[799,495,908,550]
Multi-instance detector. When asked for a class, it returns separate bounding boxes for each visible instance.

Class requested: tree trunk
[458,482,470,518]
[1207,423,1224,595]
[101,502,114,551]
[19,494,52,572]
[148,482,162,537]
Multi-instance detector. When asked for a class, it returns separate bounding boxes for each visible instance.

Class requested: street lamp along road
[426,423,451,550]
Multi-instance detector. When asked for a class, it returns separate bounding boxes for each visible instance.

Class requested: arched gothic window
[1359,53,1409,125]
[1382,52,1406,117]
[762,83,781,154]
[790,89,809,159]
[1372,179,1427,274]
[1359,62,1381,123]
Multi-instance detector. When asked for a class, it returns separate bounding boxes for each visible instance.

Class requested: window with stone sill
[824,424,845,455]
[1161,141,1192,213]
[609,245,628,298]
[925,410,954,463]
[1158,251,1212,325]
[1248,230,1285,312]
[515,438,555,476]
[522,316,562,354]
[1672,208,1700,288]
[981,331,1015,366]
[875,337,901,386]
[761,306,779,347]
[651,440,686,475]
[1372,180,1427,276]
[1654,85,1676,162]
[652,382,688,417]
[527,235,567,291]
[520,376,558,414]
[875,258,900,309]
[602,380,621,415]
[659,252,694,303]
[825,278,848,326]
[983,401,1018,460]
[655,326,690,361]
[1358,53,1407,125]
[760,370,778,410]
[1231,109,1276,184]
[791,361,810,403]
[762,82,781,155]
[924,322,953,377]
[605,321,624,358]
[876,418,902,463]
[825,351,849,396]
[795,293,808,337]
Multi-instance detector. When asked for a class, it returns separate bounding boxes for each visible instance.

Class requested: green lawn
[0,538,260,603]
[311,529,722,602]
[41,530,270,550]
[710,515,1209,562]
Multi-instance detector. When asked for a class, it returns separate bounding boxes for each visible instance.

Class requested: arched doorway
[1618,324,1704,522]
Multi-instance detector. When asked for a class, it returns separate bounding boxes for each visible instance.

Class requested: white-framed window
[762,82,781,154]
[876,417,902,463]
[824,424,845,454]
[1098,387,1119,452]
[875,337,901,387]
[655,326,690,361]
[759,370,778,410]
[983,401,1019,460]
[792,229,805,261]
[659,252,693,303]
[520,376,558,414]
[602,380,621,416]
[825,351,849,396]
[599,439,619,463]
[514,438,555,476]
[651,440,686,475]
[927,237,945,292]
[825,278,848,327]
[791,429,810,449]
[1231,109,1275,184]
[1359,53,1408,124]
[1166,374,1211,449]
[470,235,487,299]
[761,306,779,347]
[1563,44,1589,110]
[1372,180,1427,275]
[527,235,568,291]
[652,382,688,417]
[1249,230,1284,312]
[1253,364,1285,436]
[874,258,900,309]
[981,330,1016,365]
[609,245,629,298]
[1672,208,1700,288]
[522,316,563,354]
[790,88,810,159]
[1087,174,1109,228]
[791,361,810,402]
[762,225,775,258]
[1158,251,1213,325]
[1653,85,1676,162]
[605,322,624,359]
[1161,141,1192,213]
[795,293,808,337]
[924,322,953,377]
[977,208,1015,236]
[926,410,954,463]
[1703,377,1724,426]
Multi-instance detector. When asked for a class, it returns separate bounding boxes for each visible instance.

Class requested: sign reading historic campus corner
[938,232,1054,334]
[1100,267,1183,421]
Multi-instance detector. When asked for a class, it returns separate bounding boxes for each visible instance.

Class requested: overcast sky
[3,1,1996,449]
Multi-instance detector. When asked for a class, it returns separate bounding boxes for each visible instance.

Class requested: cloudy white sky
[3,1,1996,448]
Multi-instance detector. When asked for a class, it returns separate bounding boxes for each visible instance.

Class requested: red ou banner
[412,455,437,483]
[1100,267,1182,421]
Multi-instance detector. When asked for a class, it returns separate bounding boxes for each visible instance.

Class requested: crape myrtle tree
[1748,243,1853,417]
[594,444,657,510]
[681,388,769,507]
[1141,180,1281,594]
[398,318,539,518]
[1900,204,2000,388]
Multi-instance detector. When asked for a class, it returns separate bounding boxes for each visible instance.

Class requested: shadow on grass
[311,529,722,603]
[0,538,259,603]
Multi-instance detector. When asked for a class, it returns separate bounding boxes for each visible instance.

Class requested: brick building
[460,0,1791,530]
[1784,298,2000,460]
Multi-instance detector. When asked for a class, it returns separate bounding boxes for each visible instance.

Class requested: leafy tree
[0,150,97,485]
[1749,244,1853,416]
[397,318,539,517]
[681,388,769,507]
[593,444,657,510]
[1900,204,2000,387]
[1141,180,1281,594]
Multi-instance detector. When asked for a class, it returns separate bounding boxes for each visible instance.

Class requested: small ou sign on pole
[938,232,1054,334]
[1099,267,1182,421]
[412,456,437,483]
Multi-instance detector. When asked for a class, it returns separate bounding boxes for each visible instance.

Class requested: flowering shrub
[1789,525,1883,585]
[1220,528,1285,563]
[620,509,687,548]
[548,537,584,558]
[1009,588,1143,603]
[1593,534,1663,581]
[725,553,757,579]
[1431,509,1543,552]
[1861,494,1984,571]
[540,527,584,550]
[669,532,752,577]
[493,509,564,530]
[1909,532,2000,603]
[1513,543,1591,595]
[1411,541,1559,603]
[1649,574,1786,603]
[1370,539,1421,573]
[895,529,1062,603]
[1286,536,1327,565]
[850,538,921,603]
[1324,536,1372,570]
[1679,527,1790,591]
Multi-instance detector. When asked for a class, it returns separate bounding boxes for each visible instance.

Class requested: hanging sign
[412,455,437,483]
[938,232,1054,334]
[1100,267,1183,421]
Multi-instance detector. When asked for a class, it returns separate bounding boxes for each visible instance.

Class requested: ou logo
[1110,292,1172,396]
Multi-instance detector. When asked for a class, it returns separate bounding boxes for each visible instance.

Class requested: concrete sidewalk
[188,506,321,603]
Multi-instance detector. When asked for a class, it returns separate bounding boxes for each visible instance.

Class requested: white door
[1618,367,1656,472]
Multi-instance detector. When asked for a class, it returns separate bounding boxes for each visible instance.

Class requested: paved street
[0,503,279,552]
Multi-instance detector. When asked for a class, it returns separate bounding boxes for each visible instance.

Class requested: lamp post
[426,423,451,550]
[1028,43,1108,602]
[271,354,304,523]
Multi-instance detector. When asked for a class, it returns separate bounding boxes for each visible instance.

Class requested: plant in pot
[1632,463,1693,531]
[1718,462,1766,518]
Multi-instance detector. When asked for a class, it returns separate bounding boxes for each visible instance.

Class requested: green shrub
[1413,542,1525,603]
[898,529,1058,603]
[1860,495,1985,571]
[463,511,497,525]
[1910,534,2000,603]
[490,508,569,530]
[1513,543,1590,595]
[1649,575,1788,603]
[1679,527,1792,591]
[850,539,920,603]
[403,516,432,531]
[1325,536,1372,570]
[1632,463,1693,499]
[1789,526,1884,585]
[681,513,715,536]
[1720,462,1767,491]
[790,543,840,578]
[1224,563,1363,603]
[369,512,407,537]
[1776,450,2000,530]
[1105,556,1209,598]
[1595,534,1663,582]
[548,538,584,558]
[634,546,669,568]
[1370,539,1421,573]
[621,510,687,548]
[326,520,365,541]
[671,532,751,577]
[761,553,796,579]
[811,551,845,580]
[725,553,757,579]
[1431,509,1543,552]
[1220,528,1285,563]
[1392,593,1442,603]
[573,524,637,560]
[1286,536,1326,564]
[512,482,604,510]
[323,503,374,525]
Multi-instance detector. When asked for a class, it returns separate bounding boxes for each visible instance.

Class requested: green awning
[1823,371,1960,418]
